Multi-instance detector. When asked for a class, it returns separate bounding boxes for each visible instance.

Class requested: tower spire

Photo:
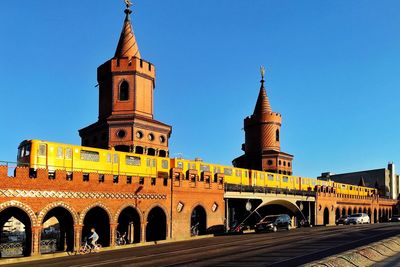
[253,66,272,115]
[114,1,141,59]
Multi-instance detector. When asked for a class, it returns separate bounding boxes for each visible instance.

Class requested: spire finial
[260,65,265,81]
[125,0,133,8]
[124,0,133,16]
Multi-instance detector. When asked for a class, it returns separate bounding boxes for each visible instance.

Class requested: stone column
[110,223,118,247]
[141,222,147,243]
[73,224,83,252]
[31,226,42,256]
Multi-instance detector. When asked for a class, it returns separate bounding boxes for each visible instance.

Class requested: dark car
[255,214,291,233]
[390,215,400,222]
[336,215,350,225]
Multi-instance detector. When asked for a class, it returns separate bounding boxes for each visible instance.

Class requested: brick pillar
[141,222,147,243]
[31,226,42,256]
[74,224,83,251]
[110,223,118,247]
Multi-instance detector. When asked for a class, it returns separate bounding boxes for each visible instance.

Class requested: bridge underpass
[224,185,316,230]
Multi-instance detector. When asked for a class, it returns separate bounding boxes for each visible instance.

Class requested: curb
[302,235,400,267]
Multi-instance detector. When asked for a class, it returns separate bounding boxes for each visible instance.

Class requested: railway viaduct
[0,165,396,258]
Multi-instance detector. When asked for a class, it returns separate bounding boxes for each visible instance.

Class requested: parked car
[336,215,350,225]
[390,215,400,222]
[255,214,291,233]
[347,213,370,224]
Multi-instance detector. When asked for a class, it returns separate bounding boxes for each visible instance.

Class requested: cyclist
[88,228,99,249]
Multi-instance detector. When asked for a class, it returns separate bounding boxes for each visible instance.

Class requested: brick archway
[113,203,143,224]
[0,201,37,226]
[78,202,113,225]
[38,202,78,225]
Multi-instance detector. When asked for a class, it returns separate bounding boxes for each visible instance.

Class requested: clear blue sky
[1,1,400,178]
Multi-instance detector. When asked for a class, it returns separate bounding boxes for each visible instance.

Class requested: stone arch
[78,202,113,225]
[259,199,304,216]
[374,209,378,223]
[358,207,362,213]
[0,201,37,226]
[81,204,111,247]
[115,204,142,244]
[145,203,169,221]
[114,203,143,224]
[335,207,341,220]
[38,202,78,225]
[348,207,352,215]
[190,204,207,236]
[341,207,346,216]
[39,203,76,253]
[323,207,330,225]
[146,205,168,242]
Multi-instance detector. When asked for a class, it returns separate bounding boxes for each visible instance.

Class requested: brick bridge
[0,165,397,258]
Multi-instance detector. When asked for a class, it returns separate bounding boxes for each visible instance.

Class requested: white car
[347,213,370,224]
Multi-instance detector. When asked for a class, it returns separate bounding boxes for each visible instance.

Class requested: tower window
[119,81,129,101]
[276,129,280,142]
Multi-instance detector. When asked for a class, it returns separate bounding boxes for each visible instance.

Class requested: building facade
[318,163,400,199]
[79,5,171,157]
[232,67,293,174]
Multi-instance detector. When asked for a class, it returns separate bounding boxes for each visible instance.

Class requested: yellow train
[17,139,377,197]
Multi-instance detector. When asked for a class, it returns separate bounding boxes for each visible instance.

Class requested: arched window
[276,129,280,142]
[119,81,129,101]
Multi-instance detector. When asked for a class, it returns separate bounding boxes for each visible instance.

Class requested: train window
[276,176,281,182]
[57,147,63,159]
[244,171,248,178]
[235,170,242,177]
[200,165,210,172]
[81,150,100,162]
[268,174,274,181]
[114,154,119,163]
[350,186,353,190]
[106,153,111,163]
[38,144,46,156]
[214,167,220,174]
[177,161,183,169]
[126,156,141,166]
[191,164,196,170]
[65,148,72,159]
[146,158,156,167]
[283,176,289,182]
[290,178,293,183]
[162,160,168,169]
[25,144,31,156]
[224,168,233,176]
[261,173,265,179]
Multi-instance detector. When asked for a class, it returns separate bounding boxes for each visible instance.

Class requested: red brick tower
[79,3,171,157]
[233,67,293,174]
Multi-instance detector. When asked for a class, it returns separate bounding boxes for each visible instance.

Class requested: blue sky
[1,1,400,177]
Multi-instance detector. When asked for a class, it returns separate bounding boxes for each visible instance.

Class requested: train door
[112,153,120,176]
[36,143,49,170]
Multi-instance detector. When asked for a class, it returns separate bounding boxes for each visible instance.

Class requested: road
[6,223,400,267]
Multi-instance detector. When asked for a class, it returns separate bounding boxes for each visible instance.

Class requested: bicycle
[190,222,199,237]
[115,231,127,246]
[79,238,102,254]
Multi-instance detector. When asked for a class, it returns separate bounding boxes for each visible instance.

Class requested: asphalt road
[5,223,400,267]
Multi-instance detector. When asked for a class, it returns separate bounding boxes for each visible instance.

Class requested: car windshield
[349,214,362,217]
[261,216,279,222]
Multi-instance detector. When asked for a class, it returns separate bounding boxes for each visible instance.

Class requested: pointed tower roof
[114,3,141,59]
[253,66,272,115]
